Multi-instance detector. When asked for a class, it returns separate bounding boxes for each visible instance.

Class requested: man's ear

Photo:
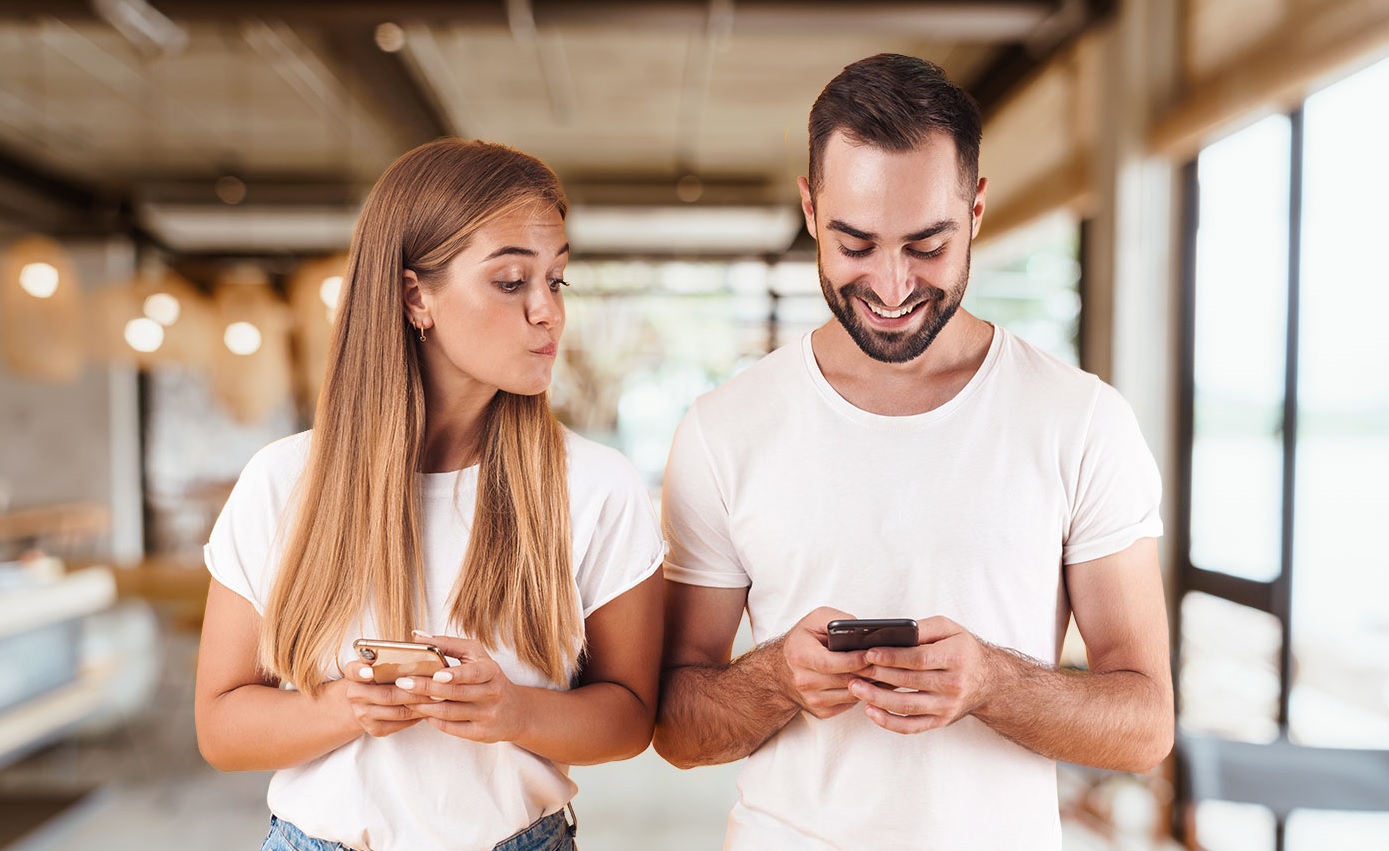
[401,268,431,331]
[797,176,818,240]
[970,177,988,239]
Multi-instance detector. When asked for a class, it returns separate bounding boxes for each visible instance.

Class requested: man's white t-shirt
[663,327,1163,851]
[205,428,664,851]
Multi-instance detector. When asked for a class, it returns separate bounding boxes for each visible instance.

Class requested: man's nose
[872,251,917,307]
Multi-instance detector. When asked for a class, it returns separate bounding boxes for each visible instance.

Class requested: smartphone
[352,638,448,683]
[826,618,919,652]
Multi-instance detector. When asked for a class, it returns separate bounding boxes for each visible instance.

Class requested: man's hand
[783,606,873,719]
[848,615,998,734]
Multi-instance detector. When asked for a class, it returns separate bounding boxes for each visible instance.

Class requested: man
[653,53,1173,850]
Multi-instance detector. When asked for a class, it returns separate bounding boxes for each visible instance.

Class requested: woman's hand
[340,662,433,738]
[391,633,527,744]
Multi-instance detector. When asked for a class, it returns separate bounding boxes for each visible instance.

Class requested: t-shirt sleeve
[1063,383,1164,565]
[574,453,667,618]
[661,405,750,588]
[203,440,303,614]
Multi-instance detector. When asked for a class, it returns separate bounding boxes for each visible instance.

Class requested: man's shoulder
[994,328,1105,405]
[990,329,1147,445]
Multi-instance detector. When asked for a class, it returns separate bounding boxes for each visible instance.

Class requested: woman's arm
[194,579,429,771]
[400,572,663,765]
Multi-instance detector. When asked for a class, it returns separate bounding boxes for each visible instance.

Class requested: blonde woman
[195,138,664,851]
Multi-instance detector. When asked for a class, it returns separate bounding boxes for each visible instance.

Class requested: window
[1178,54,1389,851]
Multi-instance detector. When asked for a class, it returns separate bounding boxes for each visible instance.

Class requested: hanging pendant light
[1,235,85,382]
[90,264,217,368]
[211,264,294,424]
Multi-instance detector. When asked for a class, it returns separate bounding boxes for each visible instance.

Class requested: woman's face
[408,203,569,400]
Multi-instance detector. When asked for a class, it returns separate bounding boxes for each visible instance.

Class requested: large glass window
[1179,54,1389,851]
[1189,116,1290,584]
[1290,56,1389,751]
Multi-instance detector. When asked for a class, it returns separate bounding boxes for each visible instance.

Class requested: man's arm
[853,537,1174,773]
[653,582,870,769]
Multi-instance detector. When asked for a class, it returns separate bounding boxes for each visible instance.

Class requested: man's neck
[810,311,994,416]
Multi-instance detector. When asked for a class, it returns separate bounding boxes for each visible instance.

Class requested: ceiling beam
[971,0,1115,118]
[0,142,133,235]
[0,1,1061,38]
[314,23,452,149]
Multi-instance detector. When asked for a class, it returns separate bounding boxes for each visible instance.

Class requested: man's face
[800,131,985,364]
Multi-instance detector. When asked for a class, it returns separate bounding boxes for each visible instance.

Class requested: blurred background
[1,1,1387,849]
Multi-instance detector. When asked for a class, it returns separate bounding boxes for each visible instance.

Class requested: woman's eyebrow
[483,243,571,261]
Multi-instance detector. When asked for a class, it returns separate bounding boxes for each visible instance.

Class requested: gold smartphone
[352,638,448,683]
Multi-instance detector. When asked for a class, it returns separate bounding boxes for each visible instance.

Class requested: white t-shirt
[663,328,1163,851]
[205,428,664,851]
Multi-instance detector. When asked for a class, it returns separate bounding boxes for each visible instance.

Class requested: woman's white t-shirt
[204,428,664,851]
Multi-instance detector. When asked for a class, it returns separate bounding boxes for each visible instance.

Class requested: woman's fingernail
[412,629,432,638]
[359,667,373,679]
[432,670,453,683]
[395,677,415,689]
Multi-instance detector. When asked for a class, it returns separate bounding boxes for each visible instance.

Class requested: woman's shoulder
[236,429,314,492]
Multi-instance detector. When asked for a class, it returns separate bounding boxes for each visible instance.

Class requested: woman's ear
[401,268,432,332]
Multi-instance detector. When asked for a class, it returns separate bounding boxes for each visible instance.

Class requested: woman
[195,138,665,851]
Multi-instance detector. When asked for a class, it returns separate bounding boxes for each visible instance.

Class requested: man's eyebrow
[904,221,958,242]
[826,220,958,243]
[483,243,571,261]
[827,220,875,241]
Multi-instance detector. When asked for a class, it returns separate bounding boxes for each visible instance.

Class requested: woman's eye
[497,279,525,293]
[548,278,569,292]
[838,245,872,258]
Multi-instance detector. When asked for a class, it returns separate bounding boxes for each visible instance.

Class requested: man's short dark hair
[808,53,982,202]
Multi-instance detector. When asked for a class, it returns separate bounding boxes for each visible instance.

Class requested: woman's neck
[419,379,497,474]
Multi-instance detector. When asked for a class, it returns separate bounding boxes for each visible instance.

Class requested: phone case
[352,639,448,683]
[825,618,919,651]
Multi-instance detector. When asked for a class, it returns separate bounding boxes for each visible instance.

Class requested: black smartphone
[825,618,919,652]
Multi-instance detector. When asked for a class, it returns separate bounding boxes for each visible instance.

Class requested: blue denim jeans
[260,807,577,851]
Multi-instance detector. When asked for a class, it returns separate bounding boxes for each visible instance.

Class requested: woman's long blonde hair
[260,138,580,694]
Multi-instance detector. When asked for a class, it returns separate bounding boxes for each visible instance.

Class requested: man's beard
[818,246,970,364]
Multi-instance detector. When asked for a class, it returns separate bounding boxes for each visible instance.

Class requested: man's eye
[906,246,946,259]
[838,245,872,258]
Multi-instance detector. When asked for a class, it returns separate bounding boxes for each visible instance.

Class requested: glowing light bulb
[143,292,181,326]
[224,321,263,355]
[319,275,343,310]
[124,317,165,353]
[19,262,59,298]
[374,22,406,52]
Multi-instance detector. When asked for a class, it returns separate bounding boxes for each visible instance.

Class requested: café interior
[1,1,1387,849]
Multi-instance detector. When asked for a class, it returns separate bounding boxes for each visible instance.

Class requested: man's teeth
[868,301,917,319]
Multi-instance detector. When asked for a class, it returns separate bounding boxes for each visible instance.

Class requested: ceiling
[0,0,1114,262]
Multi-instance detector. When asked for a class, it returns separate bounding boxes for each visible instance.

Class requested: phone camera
[358,648,377,661]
